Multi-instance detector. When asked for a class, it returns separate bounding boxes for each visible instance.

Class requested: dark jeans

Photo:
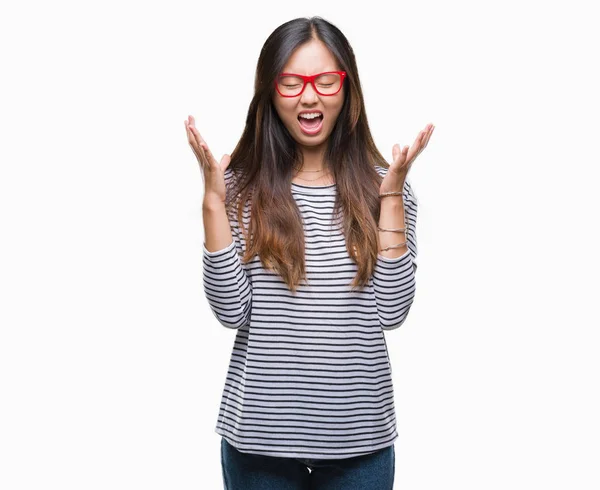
[220,437,395,490]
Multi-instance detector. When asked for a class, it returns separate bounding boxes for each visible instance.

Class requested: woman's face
[272,39,345,150]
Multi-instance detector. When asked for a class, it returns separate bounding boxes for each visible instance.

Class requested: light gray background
[1,1,598,488]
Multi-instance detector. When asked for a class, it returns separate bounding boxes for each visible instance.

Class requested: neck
[296,144,328,172]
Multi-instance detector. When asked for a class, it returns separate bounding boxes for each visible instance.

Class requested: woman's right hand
[185,115,231,203]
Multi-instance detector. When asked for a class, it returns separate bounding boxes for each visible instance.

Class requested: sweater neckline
[291,181,337,195]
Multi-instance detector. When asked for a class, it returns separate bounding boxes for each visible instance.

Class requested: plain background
[1,1,599,489]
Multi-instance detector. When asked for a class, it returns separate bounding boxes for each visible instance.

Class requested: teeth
[299,113,322,119]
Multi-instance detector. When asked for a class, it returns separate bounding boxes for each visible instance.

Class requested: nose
[300,81,319,103]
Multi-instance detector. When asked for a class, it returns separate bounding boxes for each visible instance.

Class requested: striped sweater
[202,165,418,460]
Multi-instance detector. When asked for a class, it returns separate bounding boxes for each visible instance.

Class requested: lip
[297,111,324,135]
[297,116,324,135]
[298,110,323,116]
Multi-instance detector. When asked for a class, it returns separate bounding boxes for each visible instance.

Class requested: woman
[185,16,434,490]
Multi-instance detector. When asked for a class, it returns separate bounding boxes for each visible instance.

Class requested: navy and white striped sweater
[202,165,418,460]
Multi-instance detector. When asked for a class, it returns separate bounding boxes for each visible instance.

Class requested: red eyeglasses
[275,71,347,97]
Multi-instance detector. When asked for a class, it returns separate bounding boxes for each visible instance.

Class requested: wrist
[379,180,405,195]
[203,193,226,211]
[380,195,404,209]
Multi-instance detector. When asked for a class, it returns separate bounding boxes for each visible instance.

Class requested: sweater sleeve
[201,169,252,329]
[372,166,418,331]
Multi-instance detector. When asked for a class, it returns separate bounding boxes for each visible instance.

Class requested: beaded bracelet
[379,191,404,198]
[380,241,407,252]
[377,226,406,233]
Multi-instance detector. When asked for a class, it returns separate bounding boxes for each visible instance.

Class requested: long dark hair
[225,16,390,293]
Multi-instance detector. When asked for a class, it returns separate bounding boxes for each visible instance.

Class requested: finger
[185,123,201,152]
[188,125,213,162]
[187,126,209,168]
[393,145,408,170]
[185,120,196,141]
[188,125,209,155]
[188,123,200,146]
[410,132,424,160]
[185,117,210,166]
[185,122,199,151]
[220,153,232,172]
[186,116,203,142]
[188,116,221,169]
[407,131,424,162]
[417,125,431,152]
[423,124,434,148]
[188,123,206,147]
[188,115,206,147]
[408,125,433,163]
[186,115,195,132]
[392,144,400,163]
[395,144,408,165]
[199,138,218,168]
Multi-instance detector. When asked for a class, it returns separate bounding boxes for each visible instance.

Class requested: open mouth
[297,113,324,134]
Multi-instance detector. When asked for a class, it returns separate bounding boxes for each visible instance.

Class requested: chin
[295,135,327,147]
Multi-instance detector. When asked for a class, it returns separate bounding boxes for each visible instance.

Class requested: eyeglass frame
[274,71,347,98]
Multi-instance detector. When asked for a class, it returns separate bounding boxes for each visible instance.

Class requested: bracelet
[379,191,403,198]
[379,241,407,252]
[377,226,406,233]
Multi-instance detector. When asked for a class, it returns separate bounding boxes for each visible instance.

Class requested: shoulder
[374,165,388,178]
[224,166,237,185]
[223,166,249,194]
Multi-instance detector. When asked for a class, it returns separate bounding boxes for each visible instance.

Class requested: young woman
[185,16,433,490]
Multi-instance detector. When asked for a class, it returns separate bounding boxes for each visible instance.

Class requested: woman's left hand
[380,123,435,194]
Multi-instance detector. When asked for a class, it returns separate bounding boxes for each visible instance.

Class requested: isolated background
[1,1,599,488]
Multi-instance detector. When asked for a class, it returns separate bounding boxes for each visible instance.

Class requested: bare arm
[203,194,234,252]
[378,194,407,259]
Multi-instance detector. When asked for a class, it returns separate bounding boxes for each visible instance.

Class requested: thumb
[220,154,232,171]
[392,144,400,162]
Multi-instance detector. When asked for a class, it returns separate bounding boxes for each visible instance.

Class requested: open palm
[185,114,231,202]
[380,123,435,194]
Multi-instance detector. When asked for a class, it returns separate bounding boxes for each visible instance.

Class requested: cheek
[326,103,344,126]
[274,97,292,112]
[275,103,298,127]
[327,94,345,121]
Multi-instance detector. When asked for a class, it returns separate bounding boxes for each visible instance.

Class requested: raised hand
[380,123,435,194]
[185,114,231,203]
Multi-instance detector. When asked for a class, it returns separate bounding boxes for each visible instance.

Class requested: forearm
[202,240,253,330]
[378,195,408,259]
[374,192,416,330]
[202,193,252,330]
[202,193,234,252]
